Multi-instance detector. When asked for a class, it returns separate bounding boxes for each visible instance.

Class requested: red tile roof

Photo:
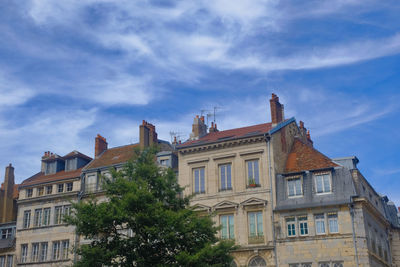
[179,122,272,148]
[20,168,82,187]
[63,150,92,161]
[285,138,339,173]
[84,144,139,170]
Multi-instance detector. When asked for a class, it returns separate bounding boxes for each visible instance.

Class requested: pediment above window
[191,204,211,212]
[240,197,267,207]
[213,200,239,211]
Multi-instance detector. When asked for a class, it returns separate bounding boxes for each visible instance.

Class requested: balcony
[248,234,264,244]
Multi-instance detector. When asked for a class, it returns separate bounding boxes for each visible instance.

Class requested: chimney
[270,93,284,125]
[190,115,207,140]
[209,122,219,133]
[95,134,108,158]
[4,164,14,199]
[306,130,313,146]
[140,120,158,149]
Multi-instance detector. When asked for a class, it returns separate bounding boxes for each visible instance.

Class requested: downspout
[265,133,279,267]
[349,201,360,267]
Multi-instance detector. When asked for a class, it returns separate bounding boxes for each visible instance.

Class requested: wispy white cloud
[0,72,36,108]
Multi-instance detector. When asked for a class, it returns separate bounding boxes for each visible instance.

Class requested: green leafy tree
[66,147,235,267]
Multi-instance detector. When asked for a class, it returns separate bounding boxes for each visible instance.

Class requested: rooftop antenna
[213,106,221,124]
[169,131,182,143]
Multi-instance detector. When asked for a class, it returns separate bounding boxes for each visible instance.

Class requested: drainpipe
[265,133,279,267]
[349,202,360,267]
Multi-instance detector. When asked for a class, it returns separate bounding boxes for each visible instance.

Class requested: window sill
[288,195,303,198]
[246,184,261,189]
[219,188,233,192]
[18,259,70,265]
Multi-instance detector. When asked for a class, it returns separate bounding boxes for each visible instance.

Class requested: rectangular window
[26,188,33,198]
[46,185,53,194]
[193,168,205,194]
[286,217,296,237]
[315,173,331,194]
[21,244,28,263]
[31,243,39,262]
[220,214,234,239]
[0,256,4,267]
[65,159,75,171]
[43,208,51,226]
[6,255,12,267]
[1,228,12,239]
[23,210,31,228]
[63,205,71,222]
[61,240,69,259]
[315,214,326,235]
[248,211,263,243]
[66,182,73,192]
[58,184,64,193]
[34,209,43,227]
[247,160,260,185]
[287,177,302,197]
[160,159,170,166]
[52,241,61,260]
[318,263,330,267]
[298,216,309,236]
[40,242,48,262]
[328,213,338,233]
[55,206,63,224]
[85,174,97,193]
[37,187,44,196]
[219,164,232,191]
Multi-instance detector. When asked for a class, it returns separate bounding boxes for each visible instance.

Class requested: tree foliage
[66,147,235,267]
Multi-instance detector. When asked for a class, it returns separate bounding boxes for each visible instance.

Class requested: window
[40,242,48,262]
[160,159,170,166]
[193,168,205,194]
[21,244,28,263]
[45,162,56,175]
[286,217,296,237]
[248,211,263,243]
[220,214,234,239]
[55,206,63,224]
[298,216,309,236]
[62,240,69,259]
[287,177,302,197]
[1,228,12,239]
[52,241,61,260]
[6,255,12,267]
[63,205,71,218]
[23,210,31,228]
[43,208,51,226]
[26,188,33,198]
[58,184,64,193]
[315,173,331,194]
[219,164,232,191]
[34,209,43,227]
[46,185,52,194]
[248,256,267,267]
[65,159,76,171]
[37,187,44,196]
[66,182,73,192]
[0,256,4,267]
[333,263,343,267]
[318,263,330,267]
[328,213,338,233]
[246,160,260,186]
[32,243,39,262]
[85,174,97,193]
[290,264,311,267]
[315,214,326,235]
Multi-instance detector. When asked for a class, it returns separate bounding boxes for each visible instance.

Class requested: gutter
[264,133,279,267]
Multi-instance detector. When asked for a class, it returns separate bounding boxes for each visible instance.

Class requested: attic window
[65,158,76,171]
[45,162,56,175]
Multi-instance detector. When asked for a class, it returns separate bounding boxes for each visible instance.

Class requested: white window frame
[219,163,232,191]
[26,188,33,198]
[57,184,64,193]
[23,210,31,229]
[314,172,332,195]
[31,243,39,262]
[328,213,339,233]
[220,214,235,240]
[315,214,326,235]
[246,159,260,186]
[34,209,43,227]
[298,216,309,236]
[43,208,51,226]
[21,244,28,263]
[61,240,69,259]
[248,211,263,238]
[193,167,205,194]
[46,185,52,194]
[286,217,296,237]
[52,241,61,260]
[287,176,303,197]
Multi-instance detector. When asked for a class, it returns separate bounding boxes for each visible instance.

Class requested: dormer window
[45,162,56,175]
[65,158,77,171]
[314,173,332,194]
[287,176,302,197]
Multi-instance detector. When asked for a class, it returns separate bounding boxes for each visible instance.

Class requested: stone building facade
[177,94,304,266]
[15,151,91,266]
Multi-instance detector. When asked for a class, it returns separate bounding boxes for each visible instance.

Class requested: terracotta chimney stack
[270,93,284,125]
[140,120,158,149]
[190,115,207,140]
[1,164,15,222]
[95,134,108,158]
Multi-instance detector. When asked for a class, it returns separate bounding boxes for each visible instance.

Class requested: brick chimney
[270,93,284,126]
[209,122,219,133]
[95,134,108,158]
[306,130,313,146]
[140,120,158,149]
[190,115,207,140]
[1,164,15,223]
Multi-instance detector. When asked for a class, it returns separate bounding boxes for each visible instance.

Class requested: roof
[63,150,92,161]
[84,144,139,170]
[285,138,339,173]
[178,122,273,148]
[20,168,83,187]
[0,184,19,199]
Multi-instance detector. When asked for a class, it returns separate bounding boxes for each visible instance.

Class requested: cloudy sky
[1,0,399,205]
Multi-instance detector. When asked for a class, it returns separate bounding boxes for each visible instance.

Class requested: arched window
[248,256,267,267]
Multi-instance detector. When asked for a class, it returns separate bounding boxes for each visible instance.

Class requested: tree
[66,147,235,267]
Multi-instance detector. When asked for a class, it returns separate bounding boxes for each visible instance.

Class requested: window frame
[315,214,326,235]
[314,172,332,195]
[286,176,303,198]
[57,184,64,193]
[31,242,39,262]
[43,208,51,226]
[21,244,28,263]
[219,163,232,191]
[46,185,52,195]
[26,188,33,198]
[286,217,296,237]
[193,167,206,194]
[246,159,260,187]
[298,216,309,236]
[40,242,48,262]
[220,214,235,240]
[23,210,31,229]
[328,213,339,233]
[248,211,264,243]
[34,209,43,227]
[66,182,73,192]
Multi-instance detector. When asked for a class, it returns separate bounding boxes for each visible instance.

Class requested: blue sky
[0,0,399,205]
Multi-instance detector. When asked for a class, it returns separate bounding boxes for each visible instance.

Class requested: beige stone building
[15,151,91,266]
[177,94,301,266]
